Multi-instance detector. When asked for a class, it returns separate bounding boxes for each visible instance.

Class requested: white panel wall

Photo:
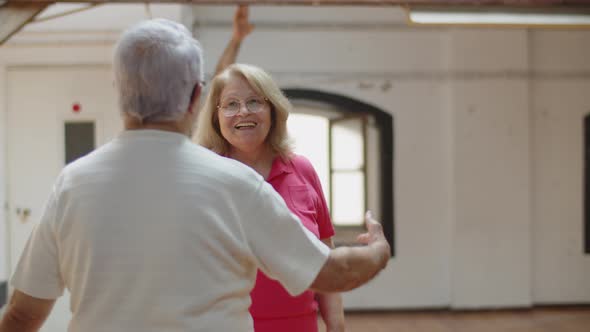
[1,5,590,314]
[447,30,529,71]
[193,6,452,309]
[530,30,590,72]
[451,79,531,308]
[0,65,7,301]
[320,81,452,308]
[197,31,444,77]
[0,4,152,314]
[192,7,589,309]
[531,30,590,304]
[532,79,590,304]
[448,30,532,308]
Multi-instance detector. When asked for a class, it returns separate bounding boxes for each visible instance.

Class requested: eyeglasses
[217,97,268,117]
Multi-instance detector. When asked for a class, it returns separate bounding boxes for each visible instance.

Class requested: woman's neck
[229,145,275,178]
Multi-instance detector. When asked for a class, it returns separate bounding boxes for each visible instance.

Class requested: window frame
[585,114,590,254]
[283,88,395,256]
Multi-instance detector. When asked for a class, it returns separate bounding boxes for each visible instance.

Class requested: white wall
[0,64,7,302]
[531,30,590,304]
[0,44,115,313]
[1,4,589,313]
[449,30,532,308]
[191,6,590,308]
[0,4,184,305]
[193,6,453,309]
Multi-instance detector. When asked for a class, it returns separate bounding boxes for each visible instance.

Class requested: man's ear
[187,83,202,114]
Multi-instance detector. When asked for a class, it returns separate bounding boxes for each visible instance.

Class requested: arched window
[284,89,394,256]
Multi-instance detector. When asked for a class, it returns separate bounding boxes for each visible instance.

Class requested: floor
[318,307,590,332]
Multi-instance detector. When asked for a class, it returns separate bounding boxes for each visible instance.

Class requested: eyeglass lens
[220,98,266,116]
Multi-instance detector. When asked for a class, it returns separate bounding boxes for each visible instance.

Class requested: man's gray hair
[114,19,204,123]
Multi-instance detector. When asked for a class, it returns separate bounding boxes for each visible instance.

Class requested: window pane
[332,118,364,170]
[65,121,95,165]
[332,171,365,226]
[288,113,330,197]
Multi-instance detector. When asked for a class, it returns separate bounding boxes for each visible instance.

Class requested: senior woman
[195,63,345,332]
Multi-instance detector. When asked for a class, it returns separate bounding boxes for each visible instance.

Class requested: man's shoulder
[187,145,265,189]
[61,140,115,173]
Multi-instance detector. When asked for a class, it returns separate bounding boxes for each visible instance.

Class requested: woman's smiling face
[217,75,272,154]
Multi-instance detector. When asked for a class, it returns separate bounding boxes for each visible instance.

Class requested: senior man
[0,19,389,332]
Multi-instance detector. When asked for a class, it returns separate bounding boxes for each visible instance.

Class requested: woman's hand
[232,5,254,42]
[215,5,255,75]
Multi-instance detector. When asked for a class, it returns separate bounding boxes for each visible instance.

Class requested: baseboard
[343,303,590,314]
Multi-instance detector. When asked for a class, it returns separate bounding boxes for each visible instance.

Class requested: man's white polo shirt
[11,130,330,332]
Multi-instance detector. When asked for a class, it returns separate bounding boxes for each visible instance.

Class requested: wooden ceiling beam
[1,0,586,45]
[0,3,50,45]
[3,0,590,6]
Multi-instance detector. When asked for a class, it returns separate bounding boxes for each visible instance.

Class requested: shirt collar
[267,156,293,181]
[118,129,188,142]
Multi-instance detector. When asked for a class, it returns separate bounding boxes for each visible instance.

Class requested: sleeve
[295,155,335,239]
[10,180,65,300]
[243,179,331,296]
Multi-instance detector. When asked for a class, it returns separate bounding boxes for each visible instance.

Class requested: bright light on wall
[407,7,590,27]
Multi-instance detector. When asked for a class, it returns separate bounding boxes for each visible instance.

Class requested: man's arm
[317,237,346,332]
[214,5,254,75]
[0,290,55,332]
[311,212,390,293]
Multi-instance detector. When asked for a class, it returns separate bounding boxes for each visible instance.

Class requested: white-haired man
[0,19,389,332]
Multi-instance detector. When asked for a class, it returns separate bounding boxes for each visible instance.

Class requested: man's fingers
[358,209,383,245]
[368,220,383,234]
[356,233,370,244]
[364,210,386,248]
[364,210,382,231]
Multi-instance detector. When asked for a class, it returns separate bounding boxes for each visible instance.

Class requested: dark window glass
[0,280,7,307]
[65,122,95,165]
[585,115,590,254]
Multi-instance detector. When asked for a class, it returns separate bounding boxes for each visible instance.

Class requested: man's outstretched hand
[357,211,390,268]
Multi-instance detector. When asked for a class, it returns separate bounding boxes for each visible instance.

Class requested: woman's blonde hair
[195,64,293,159]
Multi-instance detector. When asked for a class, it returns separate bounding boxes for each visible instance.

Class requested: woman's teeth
[235,122,256,129]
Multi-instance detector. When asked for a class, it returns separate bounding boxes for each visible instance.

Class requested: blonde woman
[195,63,345,332]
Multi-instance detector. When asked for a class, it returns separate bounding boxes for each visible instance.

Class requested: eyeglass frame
[189,80,207,103]
[216,96,270,117]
